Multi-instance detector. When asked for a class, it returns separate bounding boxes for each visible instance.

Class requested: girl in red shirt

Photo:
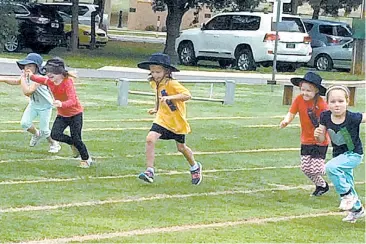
[280,72,329,196]
[25,57,93,168]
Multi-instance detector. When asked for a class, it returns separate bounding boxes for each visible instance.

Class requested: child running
[25,57,93,168]
[137,53,202,185]
[280,72,329,196]
[0,53,60,153]
[314,85,365,223]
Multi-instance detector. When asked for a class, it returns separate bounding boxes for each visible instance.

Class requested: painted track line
[0,165,300,185]
[0,147,300,164]
[0,124,300,133]
[0,184,314,213]
[0,116,286,124]
[1,182,365,214]
[18,211,346,244]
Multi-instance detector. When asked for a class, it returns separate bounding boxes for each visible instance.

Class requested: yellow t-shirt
[150,78,191,134]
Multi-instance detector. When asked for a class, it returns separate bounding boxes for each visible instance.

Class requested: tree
[306,0,363,19]
[0,2,18,51]
[70,0,79,52]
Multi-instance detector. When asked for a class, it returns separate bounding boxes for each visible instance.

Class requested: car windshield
[272,21,301,32]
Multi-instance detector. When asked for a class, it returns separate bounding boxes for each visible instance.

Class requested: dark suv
[2,2,64,53]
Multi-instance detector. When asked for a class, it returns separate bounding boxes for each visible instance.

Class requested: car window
[304,22,314,32]
[78,6,89,16]
[231,15,260,30]
[272,21,301,32]
[336,25,352,37]
[281,17,305,33]
[13,5,29,15]
[205,15,231,30]
[319,25,334,35]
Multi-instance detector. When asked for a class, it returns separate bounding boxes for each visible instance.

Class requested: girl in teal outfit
[0,53,60,153]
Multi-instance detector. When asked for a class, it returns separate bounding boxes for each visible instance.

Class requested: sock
[190,163,198,171]
[147,167,154,174]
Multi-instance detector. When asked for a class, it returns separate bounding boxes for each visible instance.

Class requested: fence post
[224,80,235,105]
[117,78,129,106]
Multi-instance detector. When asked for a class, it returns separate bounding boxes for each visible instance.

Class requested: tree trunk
[312,6,320,19]
[71,0,79,52]
[291,0,298,15]
[351,1,365,75]
[98,0,106,30]
[163,4,186,65]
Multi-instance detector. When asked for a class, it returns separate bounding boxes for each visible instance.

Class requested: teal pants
[325,152,363,210]
[21,103,53,138]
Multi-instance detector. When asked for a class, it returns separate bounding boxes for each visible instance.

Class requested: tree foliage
[0,1,18,51]
[303,0,363,18]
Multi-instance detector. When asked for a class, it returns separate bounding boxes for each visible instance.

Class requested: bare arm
[314,124,326,143]
[280,112,296,128]
[0,76,21,85]
[362,113,366,123]
[163,93,191,102]
[20,74,40,96]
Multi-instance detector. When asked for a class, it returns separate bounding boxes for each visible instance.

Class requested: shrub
[145,25,156,31]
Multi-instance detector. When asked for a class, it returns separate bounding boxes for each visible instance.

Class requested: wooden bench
[280,80,365,106]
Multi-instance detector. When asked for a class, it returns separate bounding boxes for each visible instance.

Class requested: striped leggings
[300,145,328,187]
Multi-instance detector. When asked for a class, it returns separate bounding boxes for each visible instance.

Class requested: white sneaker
[78,157,93,168]
[29,132,41,147]
[339,194,358,211]
[342,208,365,223]
[48,143,61,153]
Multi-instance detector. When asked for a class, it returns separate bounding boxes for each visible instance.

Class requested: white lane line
[1,182,365,214]
[18,211,346,244]
[0,124,299,133]
[0,185,313,213]
[0,116,286,124]
[0,147,300,164]
[0,165,300,185]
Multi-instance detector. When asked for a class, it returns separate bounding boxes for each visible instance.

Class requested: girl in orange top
[280,72,329,196]
[137,53,202,185]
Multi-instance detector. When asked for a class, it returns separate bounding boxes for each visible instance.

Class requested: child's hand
[159,96,172,103]
[24,69,34,76]
[148,108,157,115]
[53,100,62,108]
[314,127,323,138]
[279,120,289,128]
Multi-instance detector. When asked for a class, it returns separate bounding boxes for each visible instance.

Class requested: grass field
[0,79,365,243]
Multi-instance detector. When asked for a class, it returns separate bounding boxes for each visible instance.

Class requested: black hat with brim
[137,53,180,72]
[290,72,327,96]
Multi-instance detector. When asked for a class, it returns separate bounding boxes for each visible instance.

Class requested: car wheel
[219,60,234,69]
[315,54,333,71]
[235,49,256,71]
[178,42,197,66]
[4,35,21,52]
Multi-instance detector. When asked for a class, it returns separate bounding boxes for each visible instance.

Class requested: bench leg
[283,85,293,105]
[348,86,355,106]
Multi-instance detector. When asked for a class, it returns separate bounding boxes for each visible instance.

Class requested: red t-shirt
[31,75,83,117]
[290,95,328,146]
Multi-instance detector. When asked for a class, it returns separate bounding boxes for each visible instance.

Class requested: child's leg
[145,131,161,168]
[38,108,57,144]
[51,115,72,144]
[21,104,39,135]
[69,113,89,161]
[300,155,327,186]
[326,153,363,210]
[176,142,196,166]
[325,153,362,196]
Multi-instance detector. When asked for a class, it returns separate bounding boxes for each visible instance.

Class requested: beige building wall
[127,0,212,31]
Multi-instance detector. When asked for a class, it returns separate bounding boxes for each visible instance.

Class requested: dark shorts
[301,144,328,159]
[150,123,185,143]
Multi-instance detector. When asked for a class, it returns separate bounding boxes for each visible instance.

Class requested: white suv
[175,12,312,72]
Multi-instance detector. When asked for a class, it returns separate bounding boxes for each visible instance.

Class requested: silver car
[308,41,352,71]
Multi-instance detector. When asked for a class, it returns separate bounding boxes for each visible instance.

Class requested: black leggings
[51,113,89,160]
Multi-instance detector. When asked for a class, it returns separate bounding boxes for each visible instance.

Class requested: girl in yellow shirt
[137,53,202,185]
